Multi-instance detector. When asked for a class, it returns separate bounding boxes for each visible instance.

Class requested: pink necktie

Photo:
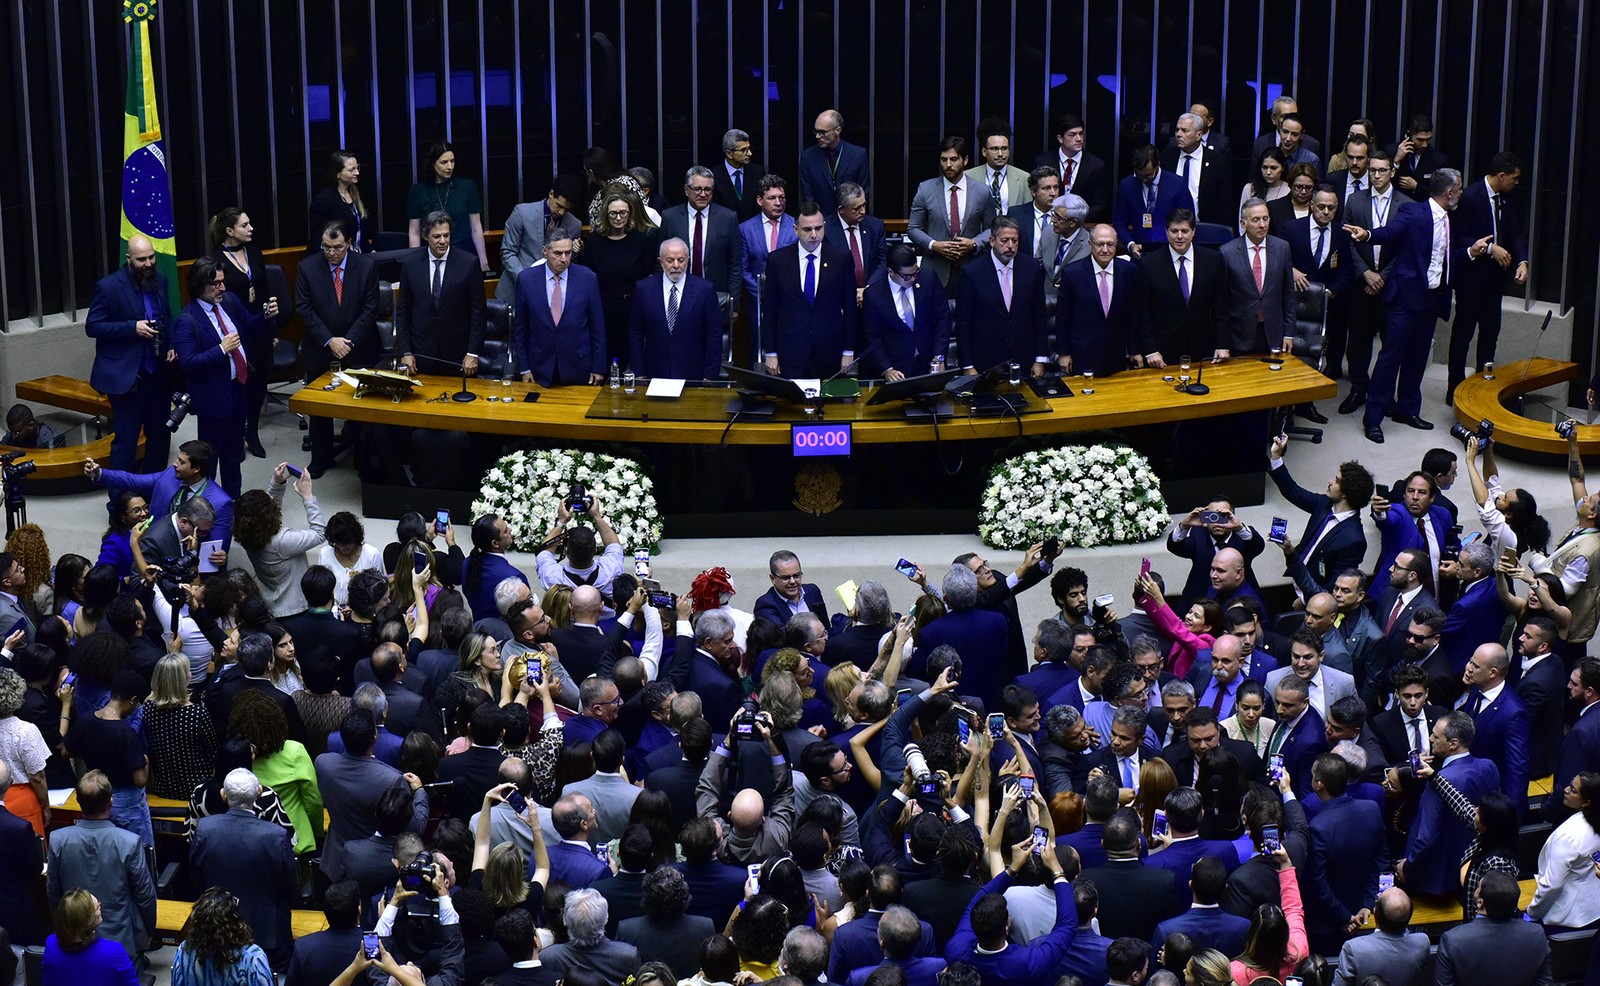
[210,303,248,384]
[1252,245,1264,293]
[550,273,563,324]
[999,265,1012,310]
[1098,269,1111,315]
[768,219,778,252]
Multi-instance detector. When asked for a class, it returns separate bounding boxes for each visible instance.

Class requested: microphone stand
[1511,310,1554,415]
[1184,360,1210,396]
[406,351,478,403]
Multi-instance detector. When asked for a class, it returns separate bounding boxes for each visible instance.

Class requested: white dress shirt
[1425,198,1449,289]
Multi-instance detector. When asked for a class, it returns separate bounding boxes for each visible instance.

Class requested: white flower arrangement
[979,444,1169,549]
[472,447,664,552]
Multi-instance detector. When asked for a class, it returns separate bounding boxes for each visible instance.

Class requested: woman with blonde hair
[139,652,217,800]
[1135,756,1179,840]
[42,889,137,986]
[434,631,512,736]
[389,539,442,621]
[1184,947,1233,986]
[580,188,658,366]
[470,782,551,918]
[170,887,273,986]
[541,583,574,629]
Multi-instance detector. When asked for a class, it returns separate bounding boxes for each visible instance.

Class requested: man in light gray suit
[1264,631,1357,720]
[1331,887,1430,986]
[498,174,586,302]
[1044,195,1093,304]
[1218,198,1296,356]
[0,551,34,646]
[965,120,1033,214]
[1434,871,1553,986]
[314,708,430,882]
[46,770,156,959]
[907,136,996,286]
[562,728,641,843]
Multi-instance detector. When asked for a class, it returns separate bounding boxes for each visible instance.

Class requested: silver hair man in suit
[1218,198,1296,357]
[497,174,586,303]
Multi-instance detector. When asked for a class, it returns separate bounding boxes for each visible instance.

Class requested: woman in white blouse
[1527,772,1600,930]
[1462,436,1551,557]
[316,511,383,607]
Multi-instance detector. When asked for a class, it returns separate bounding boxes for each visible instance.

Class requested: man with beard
[87,234,177,470]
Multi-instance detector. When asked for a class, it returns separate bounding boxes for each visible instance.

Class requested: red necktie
[1384,595,1405,634]
[847,226,865,287]
[210,303,248,384]
[949,185,962,240]
[1251,244,1264,293]
[692,211,705,278]
[1063,157,1075,189]
[332,265,344,304]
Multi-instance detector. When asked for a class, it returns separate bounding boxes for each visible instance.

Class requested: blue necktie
[1178,255,1190,302]
[1120,757,1135,788]
[804,253,816,303]
[1144,181,1157,211]
[1055,237,1069,267]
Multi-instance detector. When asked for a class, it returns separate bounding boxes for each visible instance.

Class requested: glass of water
[1081,371,1095,394]
[328,360,342,388]
[622,368,636,394]
[1007,362,1022,386]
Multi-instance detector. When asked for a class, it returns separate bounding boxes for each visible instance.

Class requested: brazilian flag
[120,0,179,311]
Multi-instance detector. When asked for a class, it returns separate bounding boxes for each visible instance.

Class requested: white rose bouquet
[473,447,664,551]
[979,444,1168,548]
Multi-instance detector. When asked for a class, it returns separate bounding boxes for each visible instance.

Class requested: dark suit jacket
[294,252,381,374]
[191,809,299,957]
[1057,821,1109,871]
[210,675,308,747]
[1304,795,1385,933]
[1468,686,1530,809]
[627,272,723,380]
[659,203,744,309]
[1268,462,1367,591]
[1371,587,1439,689]
[172,295,267,409]
[314,751,429,881]
[280,610,367,695]
[800,140,871,215]
[645,755,707,832]
[98,466,236,552]
[666,641,745,731]
[953,255,1049,372]
[1267,196,1309,239]
[1344,188,1414,277]
[1284,217,1353,295]
[1150,905,1251,958]
[1081,858,1183,942]
[1363,199,1467,317]
[548,839,611,888]
[1136,245,1225,361]
[760,243,861,378]
[550,622,629,682]
[670,858,750,923]
[86,267,174,395]
[591,870,648,933]
[827,909,935,983]
[617,913,717,980]
[1057,257,1139,376]
[0,806,43,944]
[1437,919,1554,986]
[911,608,1011,709]
[1271,707,1330,798]
[436,745,505,820]
[1112,171,1197,248]
[825,623,892,670]
[753,584,829,628]
[712,159,764,220]
[1451,178,1528,286]
[1033,150,1112,221]
[1516,655,1566,778]
[1545,707,1600,823]
[1218,234,1296,353]
[1146,835,1242,904]
[513,262,606,386]
[1405,754,1499,895]
[1160,737,1266,789]
[1386,143,1449,190]
[380,679,442,743]
[861,269,950,376]
[825,213,889,287]
[1165,526,1267,611]
[1441,578,1507,672]
[395,246,486,366]
[1160,144,1235,226]
[1223,798,1311,916]
[285,927,365,986]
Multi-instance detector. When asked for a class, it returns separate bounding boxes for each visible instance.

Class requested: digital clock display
[791,422,852,457]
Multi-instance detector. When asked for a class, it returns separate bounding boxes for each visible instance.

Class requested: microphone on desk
[1184,361,1210,396]
[405,352,478,403]
[1511,310,1554,415]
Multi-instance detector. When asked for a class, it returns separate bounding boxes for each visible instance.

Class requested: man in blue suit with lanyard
[85,234,176,470]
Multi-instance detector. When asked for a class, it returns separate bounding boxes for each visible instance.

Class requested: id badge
[1329,252,1338,269]
[1142,213,1153,229]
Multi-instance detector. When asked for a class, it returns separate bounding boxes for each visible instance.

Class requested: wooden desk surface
[1357,878,1536,930]
[1452,358,1596,455]
[156,899,328,943]
[52,791,331,832]
[289,359,1335,445]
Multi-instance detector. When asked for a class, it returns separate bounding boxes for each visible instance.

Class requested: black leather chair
[479,299,514,379]
[1194,222,1236,246]
[1550,928,1596,984]
[374,279,397,365]
[1285,280,1328,443]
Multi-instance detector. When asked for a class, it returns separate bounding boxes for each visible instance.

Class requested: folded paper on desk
[646,378,686,398]
[48,788,72,808]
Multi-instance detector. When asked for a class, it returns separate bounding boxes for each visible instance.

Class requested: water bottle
[608,358,621,390]
[622,367,636,394]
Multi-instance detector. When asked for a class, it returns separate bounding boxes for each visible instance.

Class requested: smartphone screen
[1019,775,1034,799]
[986,713,1006,739]
[1409,751,1423,772]
[1032,826,1049,854]
[413,550,429,574]
[1153,808,1168,837]
[895,557,918,579]
[362,932,381,960]
[284,464,303,477]
[1263,824,1280,843]
[505,790,528,814]
[956,718,970,743]
[435,509,450,534]
[1269,517,1289,543]
[1268,754,1284,781]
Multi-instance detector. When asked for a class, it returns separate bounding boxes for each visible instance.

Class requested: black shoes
[1338,391,1366,415]
[1392,414,1435,430]
[1297,403,1329,424]
[308,460,331,479]
[1365,425,1385,443]
[246,439,266,459]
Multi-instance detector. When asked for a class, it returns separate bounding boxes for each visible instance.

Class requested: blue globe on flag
[122,142,174,239]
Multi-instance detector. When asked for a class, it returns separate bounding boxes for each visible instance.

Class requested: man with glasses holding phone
[861,243,950,380]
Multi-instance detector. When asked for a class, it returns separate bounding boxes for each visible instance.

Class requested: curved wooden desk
[6,375,140,481]
[1451,357,1593,455]
[288,359,1336,444]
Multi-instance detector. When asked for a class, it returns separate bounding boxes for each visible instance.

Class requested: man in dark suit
[547,793,611,888]
[437,702,508,820]
[1057,224,1138,378]
[1160,708,1266,789]
[314,709,429,882]
[1372,474,1453,602]
[1149,856,1251,957]
[1322,136,1374,219]
[369,643,442,743]
[173,258,273,496]
[644,719,712,831]
[671,817,750,923]
[665,606,744,730]
[1284,185,1352,424]
[0,762,44,946]
[761,202,860,379]
[628,238,723,380]
[1145,785,1242,902]
[862,243,951,379]
[1223,780,1312,916]
[1302,753,1385,956]
[1057,776,1118,870]
[280,566,368,694]
[800,108,870,215]
[842,903,946,986]
[752,549,829,627]
[209,634,309,745]
[283,881,365,986]
[191,768,300,968]
[295,221,380,476]
[1399,711,1500,896]
[660,167,744,316]
[494,911,561,986]
[1447,151,1530,402]
[85,233,175,470]
[1081,810,1183,942]
[1161,113,1233,227]
[1165,496,1265,611]
[1371,553,1438,692]
[1514,618,1566,779]
[1035,115,1111,222]
[1344,169,1489,442]
[1386,115,1449,196]
[1459,643,1529,812]
[1338,149,1413,412]
[550,585,629,682]
[1219,199,1296,356]
[826,869,937,983]
[396,211,486,377]
[1249,96,1324,165]
[513,230,606,387]
[826,182,888,300]
[1136,210,1225,368]
[617,867,717,981]
[711,128,763,220]
[1008,168,1063,264]
[1434,871,1551,986]
[953,217,1049,376]
[1265,674,1329,798]
[1441,546,1507,671]
[1181,100,1232,157]
[1267,435,1373,594]
[910,566,1011,709]
[590,826,652,933]
[1543,658,1600,823]
[1369,665,1442,767]
[1112,145,1197,257]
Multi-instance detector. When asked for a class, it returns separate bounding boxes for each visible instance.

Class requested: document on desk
[646,378,686,398]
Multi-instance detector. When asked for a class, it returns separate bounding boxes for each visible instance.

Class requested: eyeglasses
[775,572,804,582]
[597,694,625,708]
[1405,631,1437,641]
[814,127,839,136]
[1291,183,1316,191]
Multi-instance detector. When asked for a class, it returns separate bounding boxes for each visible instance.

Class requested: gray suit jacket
[1332,927,1431,986]
[541,939,641,985]
[499,201,584,302]
[1044,227,1092,301]
[0,591,31,647]
[907,177,996,286]
[1263,665,1357,712]
[47,819,156,957]
[314,752,429,881]
[1218,233,1296,354]
[1434,916,1553,986]
[964,164,1032,214]
[1343,188,1415,277]
[192,808,300,955]
[564,772,641,843]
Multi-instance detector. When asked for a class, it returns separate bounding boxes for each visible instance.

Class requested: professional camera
[0,450,34,481]
[1448,417,1494,447]
[904,742,940,797]
[1557,418,1581,439]
[733,697,761,740]
[402,850,439,895]
[165,392,193,432]
[566,482,593,514]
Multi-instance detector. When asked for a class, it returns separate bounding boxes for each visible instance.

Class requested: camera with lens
[733,697,761,740]
[1198,508,1230,525]
[402,850,439,895]
[0,450,35,482]
[165,392,193,432]
[640,577,677,610]
[1557,418,1581,440]
[566,482,593,514]
[1448,417,1494,448]
[904,742,941,798]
